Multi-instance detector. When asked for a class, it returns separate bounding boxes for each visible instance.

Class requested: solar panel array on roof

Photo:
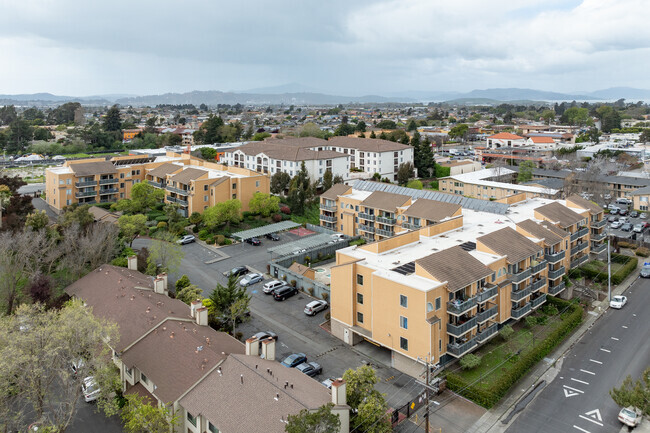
[392,261,415,275]
[459,241,477,251]
[352,180,509,215]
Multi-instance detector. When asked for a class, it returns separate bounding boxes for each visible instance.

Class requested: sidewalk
[467,262,642,433]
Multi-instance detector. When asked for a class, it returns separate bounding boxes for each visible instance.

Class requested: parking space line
[610,337,619,341]
[600,348,611,353]
[580,369,595,375]
[589,359,602,365]
[571,378,589,385]
[578,415,603,427]
[573,425,591,433]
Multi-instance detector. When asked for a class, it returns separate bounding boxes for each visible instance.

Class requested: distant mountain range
[0,86,648,107]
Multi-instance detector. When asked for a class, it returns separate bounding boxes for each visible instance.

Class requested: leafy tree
[200,147,218,160]
[24,209,49,231]
[121,394,179,433]
[103,105,122,132]
[406,179,423,189]
[322,170,333,192]
[609,368,649,416]
[249,192,281,217]
[60,204,94,230]
[203,199,242,228]
[376,120,397,129]
[396,162,415,186]
[355,121,367,133]
[285,403,340,433]
[175,284,203,305]
[147,232,184,274]
[517,160,535,183]
[271,172,292,195]
[117,214,148,246]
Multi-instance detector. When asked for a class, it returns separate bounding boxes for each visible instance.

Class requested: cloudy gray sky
[1,0,648,96]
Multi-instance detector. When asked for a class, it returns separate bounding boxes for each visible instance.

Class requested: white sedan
[239,273,263,287]
[610,295,627,309]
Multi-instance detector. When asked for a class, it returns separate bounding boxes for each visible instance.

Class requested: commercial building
[324,185,604,376]
[45,152,269,217]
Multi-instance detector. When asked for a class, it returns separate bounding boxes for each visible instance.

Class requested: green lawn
[290,203,320,226]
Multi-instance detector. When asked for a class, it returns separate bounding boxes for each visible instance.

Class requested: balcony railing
[166,186,189,196]
[548,266,565,280]
[591,243,607,254]
[166,195,189,206]
[98,178,118,185]
[531,293,547,309]
[545,250,565,263]
[447,297,477,315]
[358,212,375,221]
[511,302,532,319]
[590,219,606,229]
[320,203,337,212]
[571,227,589,241]
[359,224,375,233]
[509,268,532,284]
[476,324,498,342]
[98,188,118,195]
[591,232,606,242]
[531,260,547,274]
[75,180,97,188]
[447,316,477,337]
[75,190,97,198]
[571,242,589,254]
[376,216,396,225]
[511,284,532,302]
[376,228,394,237]
[477,306,498,324]
[531,278,547,292]
[548,281,566,296]
[570,254,589,269]
[401,222,421,231]
[477,285,498,303]
[447,338,478,358]
[320,214,337,223]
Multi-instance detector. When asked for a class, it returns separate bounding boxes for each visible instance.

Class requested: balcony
[509,268,532,284]
[447,338,478,358]
[591,232,606,242]
[166,186,189,196]
[590,219,606,229]
[376,228,394,237]
[531,293,547,309]
[548,266,565,280]
[531,260,547,275]
[75,180,97,188]
[548,281,566,296]
[477,306,498,324]
[545,250,565,263]
[511,302,532,319]
[75,190,97,198]
[571,242,589,255]
[358,212,375,221]
[320,214,337,223]
[571,227,589,242]
[320,203,337,212]
[477,285,498,303]
[511,284,532,302]
[166,195,189,206]
[570,255,589,269]
[591,243,607,255]
[447,297,477,316]
[401,222,421,231]
[98,178,118,185]
[376,216,396,225]
[447,316,477,337]
[531,278,546,292]
[98,188,118,195]
[476,324,498,342]
[359,224,375,233]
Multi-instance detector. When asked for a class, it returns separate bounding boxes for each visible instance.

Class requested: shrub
[280,206,291,215]
[322,292,329,301]
[272,213,282,222]
[499,324,514,341]
[459,354,482,370]
[635,246,650,257]
[156,221,167,229]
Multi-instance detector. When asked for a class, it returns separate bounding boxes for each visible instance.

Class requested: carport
[231,221,301,242]
[267,233,339,258]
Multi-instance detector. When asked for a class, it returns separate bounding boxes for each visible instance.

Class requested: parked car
[295,361,322,377]
[252,331,278,342]
[281,353,307,368]
[239,273,263,286]
[640,265,650,278]
[266,233,280,241]
[630,210,639,218]
[245,237,261,246]
[607,215,617,222]
[640,212,647,219]
[621,223,633,232]
[611,220,623,229]
[273,285,298,301]
[81,376,100,402]
[229,266,249,277]
[304,300,329,316]
[618,406,642,428]
[610,295,627,309]
[177,235,196,245]
[262,280,287,294]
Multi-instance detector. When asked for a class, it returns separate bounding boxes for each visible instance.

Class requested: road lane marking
[600,348,611,353]
[611,337,619,341]
[589,359,602,365]
[622,325,628,329]
[573,426,591,433]
[580,369,595,375]
[571,378,589,385]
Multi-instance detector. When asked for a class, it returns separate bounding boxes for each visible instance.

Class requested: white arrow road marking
[573,426,591,433]
[580,369,595,375]
[589,359,602,365]
[571,378,590,385]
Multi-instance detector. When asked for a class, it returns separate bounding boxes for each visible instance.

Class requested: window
[209,423,220,433]
[140,373,148,384]
[187,411,197,427]
[435,297,441,310]
[357,312,364,323]
[427,302,433,312]
[357,293,364,304]
[400,316,408,329]
[400,295,407,308]
[356,274,364,285]
[400,337,408,351]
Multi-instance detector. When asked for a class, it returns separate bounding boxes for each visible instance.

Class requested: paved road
[506,276,650,433]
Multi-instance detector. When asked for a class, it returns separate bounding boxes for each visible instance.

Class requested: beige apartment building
[45,152,269,217]
[323,185,605,376]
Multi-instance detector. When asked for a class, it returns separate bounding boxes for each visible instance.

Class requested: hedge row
[446,297,583,408]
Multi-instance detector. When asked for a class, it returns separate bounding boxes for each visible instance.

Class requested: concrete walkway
[467,260,643,433]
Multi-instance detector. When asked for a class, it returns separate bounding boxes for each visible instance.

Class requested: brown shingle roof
[69,161,117,176]
[535,202,585,228]
[361,191,410,211]
[517,219,563,246]
[147,162,183,179]
[403,198,461,222]
[321,183,352,200]
[416,246,492,292]
[477,227,543,264]
[169,167,208,185]
[120,319,244,404]
[179,354,332,433]
[566,195,603,215]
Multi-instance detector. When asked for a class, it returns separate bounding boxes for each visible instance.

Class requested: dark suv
[273,285,298,301]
